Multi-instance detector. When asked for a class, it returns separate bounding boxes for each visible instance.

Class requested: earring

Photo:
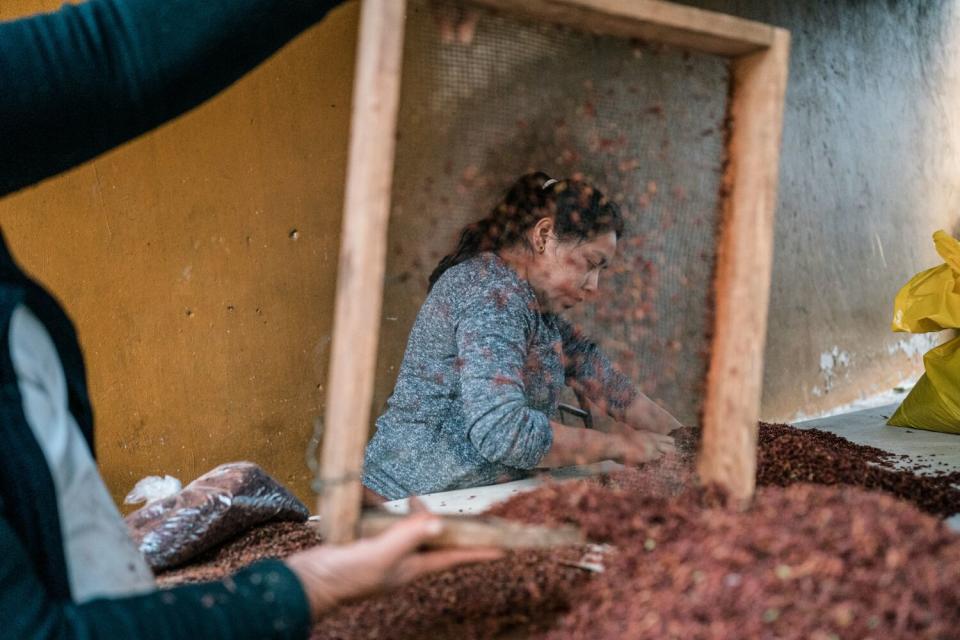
[538,245,545,254]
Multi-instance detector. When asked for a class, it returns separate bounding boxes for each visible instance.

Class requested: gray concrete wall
[680,0,960,421]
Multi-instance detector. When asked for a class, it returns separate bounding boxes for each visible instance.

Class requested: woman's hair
[428,172,624,290]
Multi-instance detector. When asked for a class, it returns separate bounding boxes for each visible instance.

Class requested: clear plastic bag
[124,461,310,570]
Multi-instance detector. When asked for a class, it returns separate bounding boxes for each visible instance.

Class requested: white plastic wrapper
[125,461,309,570]
[124,475,183,505]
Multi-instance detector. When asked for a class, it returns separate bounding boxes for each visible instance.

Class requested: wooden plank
[469,0,775,57]
[356,512,586,549]
[318,0,407,544]
[698,28,790,505]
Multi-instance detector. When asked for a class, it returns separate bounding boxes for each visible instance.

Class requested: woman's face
[527,222,618,313]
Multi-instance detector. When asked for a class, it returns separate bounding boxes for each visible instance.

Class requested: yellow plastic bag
[888,230,960,433]
[891,230,960,333]
[888,335,960,433]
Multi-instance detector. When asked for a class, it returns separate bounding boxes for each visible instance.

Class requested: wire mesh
[377,0,729,430]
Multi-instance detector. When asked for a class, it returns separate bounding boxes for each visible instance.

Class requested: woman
[364,172,682,501]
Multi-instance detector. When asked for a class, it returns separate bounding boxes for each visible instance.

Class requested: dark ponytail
[428,172,624,290]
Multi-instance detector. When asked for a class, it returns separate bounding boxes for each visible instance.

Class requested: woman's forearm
[539,419,676,468]
[539,421,610,468]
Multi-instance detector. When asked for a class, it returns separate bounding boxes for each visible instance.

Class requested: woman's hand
[621,394,684,435]
[579,394,683,436]
[601,428,676,465]
[285,514,502,620]
[576,393,683,436]
[541,422,675,467]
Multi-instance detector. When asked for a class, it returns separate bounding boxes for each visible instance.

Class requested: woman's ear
[533,217,554,253]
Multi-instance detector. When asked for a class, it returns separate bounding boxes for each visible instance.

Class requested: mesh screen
[376,0,730,427]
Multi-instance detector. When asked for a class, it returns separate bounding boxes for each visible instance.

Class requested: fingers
[367,513,445,564]
[585,428,675,465]
[432,4,480,45]
[456,9,480,44]
[408,495,430,514]
[630,417,673,435]
[619,432,674,464]
[394,548,504,585]
[620,446,655,466]
[658,441,677,454]
[648,433,676,453]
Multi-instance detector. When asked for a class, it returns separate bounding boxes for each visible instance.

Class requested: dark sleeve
[0,0,342,197]
[555,317,638,419]
[0,504,312,640]
[455,289,553,468]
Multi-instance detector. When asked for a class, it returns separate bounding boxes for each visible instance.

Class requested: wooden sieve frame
[318,0,790,542]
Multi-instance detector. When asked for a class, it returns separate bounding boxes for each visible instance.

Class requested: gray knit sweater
[362,253,637,499]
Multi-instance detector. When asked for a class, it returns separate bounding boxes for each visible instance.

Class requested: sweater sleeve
[0,504,312,640]
[555,316,638,419]
[0,0,341,197]
[455,286,553,469]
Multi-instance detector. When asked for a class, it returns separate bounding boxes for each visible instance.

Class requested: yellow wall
[0,0,359,509]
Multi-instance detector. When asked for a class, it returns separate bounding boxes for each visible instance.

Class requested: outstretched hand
[285,513,502,619]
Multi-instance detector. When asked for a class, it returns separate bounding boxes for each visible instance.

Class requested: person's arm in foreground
[0,505,497,639]
[0,0,342,197]
[286,513,501,618]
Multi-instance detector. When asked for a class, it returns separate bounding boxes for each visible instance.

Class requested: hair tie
[542,178,558,190]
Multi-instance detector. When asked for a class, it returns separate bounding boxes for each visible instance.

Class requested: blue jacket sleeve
[455,287,553,468]
[0,0,341,197]
[0,503,312,640]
